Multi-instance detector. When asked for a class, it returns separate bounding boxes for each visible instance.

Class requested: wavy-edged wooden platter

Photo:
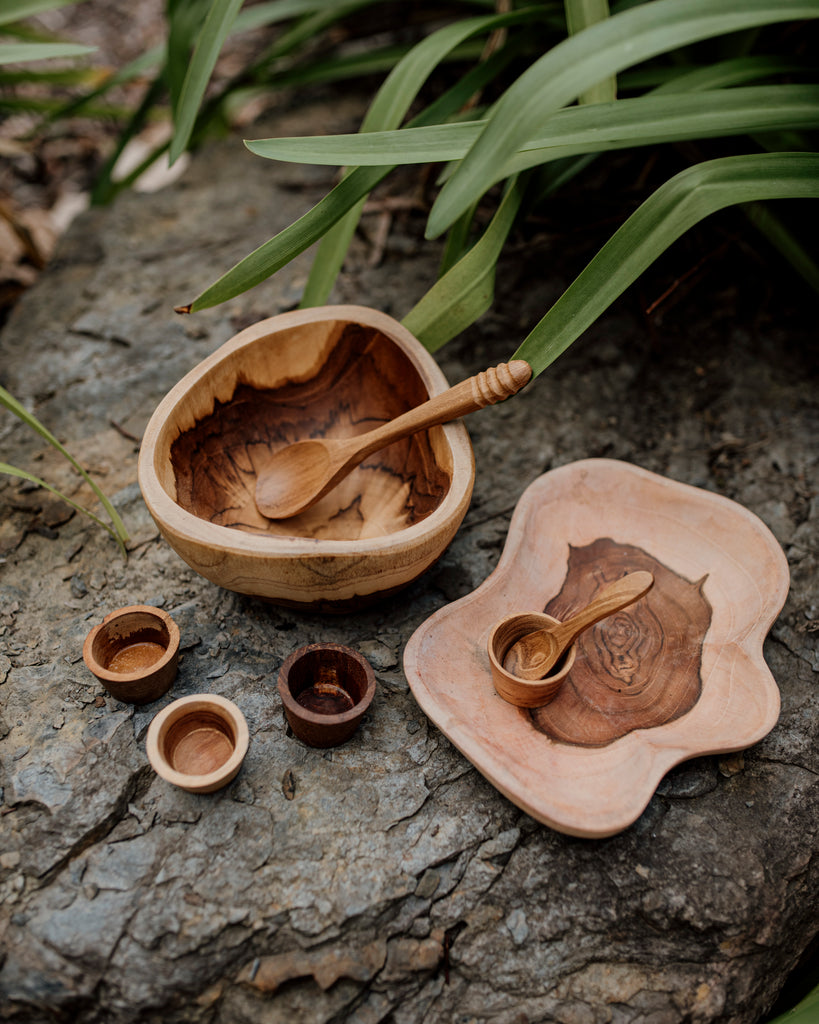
[403,459,790,838]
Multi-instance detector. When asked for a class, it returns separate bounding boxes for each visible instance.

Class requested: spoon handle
[347,360,532,464]
[555,571,655,648]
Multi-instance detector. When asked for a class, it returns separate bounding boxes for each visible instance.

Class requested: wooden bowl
[146,694,249,793]
[82,605,179,705]
[278,643,376,748]
[488,612,577,708]
[138,306,475,611]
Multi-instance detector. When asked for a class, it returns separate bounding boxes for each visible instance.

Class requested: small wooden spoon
[502,570,654,680]
[255,359,532,519]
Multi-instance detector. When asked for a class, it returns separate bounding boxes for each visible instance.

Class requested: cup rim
[83,604,180,683]
[487,611,577,707]
[278,643,376,726]
[146,693,249,790]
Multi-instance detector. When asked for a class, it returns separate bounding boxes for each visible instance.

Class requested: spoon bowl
[255,360,532,520]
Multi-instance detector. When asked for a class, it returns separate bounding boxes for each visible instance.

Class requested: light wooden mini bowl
[138,306,475,611]
[82,605,179,705]
[146,694,249,793]
[488,612,577,708]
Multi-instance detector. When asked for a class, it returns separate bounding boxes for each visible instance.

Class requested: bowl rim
[137,305,475,557]
[145,693,250,790]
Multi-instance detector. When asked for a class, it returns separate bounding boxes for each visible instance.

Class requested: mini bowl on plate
[138,306,475,611]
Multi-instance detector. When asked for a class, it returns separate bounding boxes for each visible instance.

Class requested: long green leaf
[428,0,819,237]
[0,463,125,551]
[300,6,546,308]
[0,42,94,64]
[765,980,819,1024]
[181,44,524,311]
[0,0,77,27]
[0,385,129,552]
[231,0,367,33]
[565,0,616,104]
[246,86,819,170]
[742,201,819,295]
[650,55,815,94]
[403,175,528,350]
[513,153,819,376]
[168,0,244,165]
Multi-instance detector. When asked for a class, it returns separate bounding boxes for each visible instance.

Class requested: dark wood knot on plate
[529,537,711,747]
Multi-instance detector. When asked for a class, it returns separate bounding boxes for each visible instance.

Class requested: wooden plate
[403,459,789,838]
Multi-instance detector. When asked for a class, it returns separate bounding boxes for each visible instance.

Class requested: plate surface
[403,459,790,838]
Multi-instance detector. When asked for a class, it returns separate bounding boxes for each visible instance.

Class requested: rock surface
[0,96,817,1023]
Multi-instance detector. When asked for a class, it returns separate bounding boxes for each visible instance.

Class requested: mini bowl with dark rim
[488,612,577,708]
[82,604,180,705]
[138,306,475,612]
[146,694,249,793]
[278,643,376,748]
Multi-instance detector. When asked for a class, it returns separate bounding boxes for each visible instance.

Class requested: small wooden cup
[278,643,376,748]
[146,694,249,793]
[83,605,180,705]
[488,613,577,709]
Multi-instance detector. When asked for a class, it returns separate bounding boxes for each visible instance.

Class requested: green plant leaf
[764,979,819,1024]
[403,175,528,350]
[742,200,819,295]
[0,462,125,551]
[231,0,369,33]
[427,0,819,237]
[300,6,547,308]
[513,152,819,376]
[0,385,129,553]
[565,0,616,104]
[168,0,244,165]
[180,44,523,311]
[650,54,815,93]
[246,86,819,171]
[0,0,77,27]
[0,42,94,64]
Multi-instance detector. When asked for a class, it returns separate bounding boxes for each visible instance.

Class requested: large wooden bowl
[138,306,475,610]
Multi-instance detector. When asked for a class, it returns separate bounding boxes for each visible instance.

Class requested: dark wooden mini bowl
[82,605,179,705]
[278,643,376,748]
[146,694,249,793]
[137,305,475,611]
[488,612,577,708]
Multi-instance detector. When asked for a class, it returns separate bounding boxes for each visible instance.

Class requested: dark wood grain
[530,538,710,746]
[170,322,451,541]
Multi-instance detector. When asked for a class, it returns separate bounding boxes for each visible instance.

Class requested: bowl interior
[164,318,454,542]
[92,611,171,676]
[284,647,371,717]
[161,708,237,776]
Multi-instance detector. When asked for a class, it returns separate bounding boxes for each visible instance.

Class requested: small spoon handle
[340,359,532,465]
[552,571,655,649]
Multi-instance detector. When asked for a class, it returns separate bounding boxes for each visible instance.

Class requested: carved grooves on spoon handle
[351,359,532,461]
[472,360,533,407]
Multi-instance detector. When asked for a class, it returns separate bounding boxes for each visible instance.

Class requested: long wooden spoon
[502,570,655,680]
[254,359,532,519]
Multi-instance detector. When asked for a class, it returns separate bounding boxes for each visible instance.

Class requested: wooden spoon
[254,359,532,519]
[502,570,654,680]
